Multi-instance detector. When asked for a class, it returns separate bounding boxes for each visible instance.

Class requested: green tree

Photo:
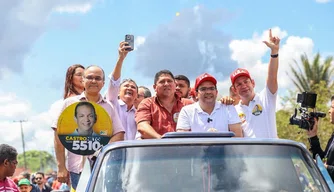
[288,53,334,93]
[17,150,56,173]
[277,81,334,150]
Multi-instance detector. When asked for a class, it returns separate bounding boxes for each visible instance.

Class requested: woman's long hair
[63,64,85,99]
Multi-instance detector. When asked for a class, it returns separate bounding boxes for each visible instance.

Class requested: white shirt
[235,85,277,138]
[176,101,241,132]
[106,75,137,140]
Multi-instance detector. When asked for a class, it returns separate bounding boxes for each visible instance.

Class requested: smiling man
[106,41,138,140]
[176,73,243,137]
[52,65,124,190]
[230,29,280,138]
[71,101,97,136]
[135,70,193,139]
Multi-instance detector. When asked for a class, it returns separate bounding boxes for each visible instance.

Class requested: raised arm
[112,41,132,80]
[263,29,280,94]
[106,41,132,102]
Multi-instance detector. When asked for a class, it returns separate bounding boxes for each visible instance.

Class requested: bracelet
[271,54,279,58]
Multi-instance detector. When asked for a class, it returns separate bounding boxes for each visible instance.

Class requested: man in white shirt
[176,73,243,137]
[229,29,280,138]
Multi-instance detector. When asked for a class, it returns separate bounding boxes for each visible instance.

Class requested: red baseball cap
[195,73,217,90]
[230,68,251,84]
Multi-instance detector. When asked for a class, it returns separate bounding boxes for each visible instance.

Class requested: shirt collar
[118,99,136,111]
[78,92,107,104]
[195,101,221,114]
[240,93,259,106]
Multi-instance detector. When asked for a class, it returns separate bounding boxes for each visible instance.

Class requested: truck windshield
[94,144,326,192]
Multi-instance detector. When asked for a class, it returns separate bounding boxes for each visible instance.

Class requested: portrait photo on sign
[57,101,113,155]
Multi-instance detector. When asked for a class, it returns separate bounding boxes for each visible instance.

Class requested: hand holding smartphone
[125,34,134,51]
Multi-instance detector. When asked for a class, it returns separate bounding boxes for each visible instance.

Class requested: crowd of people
[1,28,333,192]
[0,144,69,192]
[50,28,280,191]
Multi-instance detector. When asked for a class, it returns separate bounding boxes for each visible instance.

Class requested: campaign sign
[57,101,113,155]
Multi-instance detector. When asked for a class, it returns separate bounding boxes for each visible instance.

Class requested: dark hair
[175,75,190,87]
[20,171,31,180]
[154,70,175,85]
[74,101,96,118]
[120,78,138,92]
[85,65,105,81]
[64,64,85,99]
[0,144,18,164]
[35,171,45,178]
[139,86,152,98]
[331,95,334,101]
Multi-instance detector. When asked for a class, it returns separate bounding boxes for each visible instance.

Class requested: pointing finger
[269,29,272,39]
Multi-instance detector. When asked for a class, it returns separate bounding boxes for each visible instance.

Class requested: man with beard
[175,75,191,99]
[135,70,193,139]
[176,73,243,137]
[34,172,52,192]
[106,41,138,140]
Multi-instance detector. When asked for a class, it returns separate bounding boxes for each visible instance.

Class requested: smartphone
[125,34,134,51]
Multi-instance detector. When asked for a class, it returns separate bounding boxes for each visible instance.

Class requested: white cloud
[54,2,93,14]
[229,27,288,69]
[278,36,314,88]
[228,27,318,110]
[134,36,146,51]
[315,0,332,3]
[0,92,31,118]
[0,95,61,155]
[0,0,97,79]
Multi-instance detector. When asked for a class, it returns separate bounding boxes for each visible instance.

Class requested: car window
[92,144,326,192]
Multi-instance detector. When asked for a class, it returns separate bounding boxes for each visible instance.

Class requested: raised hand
[263,29,280,53]
[118,41,132,59]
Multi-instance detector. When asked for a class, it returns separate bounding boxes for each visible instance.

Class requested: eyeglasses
[198,87,216,92]
[84,76,103,82]
[35,177,43,180]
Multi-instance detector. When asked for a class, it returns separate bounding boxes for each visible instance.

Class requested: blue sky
[0,0,333,154]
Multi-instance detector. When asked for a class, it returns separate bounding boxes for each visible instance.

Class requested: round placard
[57,101,112,155]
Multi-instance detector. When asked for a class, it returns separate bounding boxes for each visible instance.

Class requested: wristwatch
[271,54,279,58]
